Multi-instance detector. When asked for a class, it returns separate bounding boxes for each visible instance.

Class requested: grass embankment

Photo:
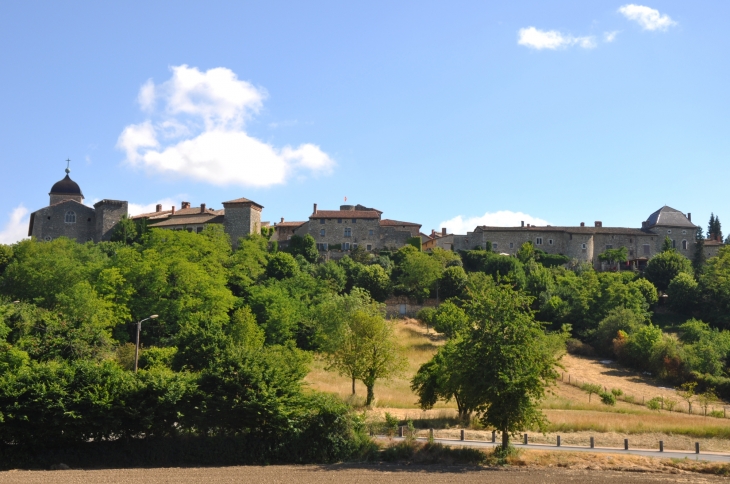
[306,318,730,450]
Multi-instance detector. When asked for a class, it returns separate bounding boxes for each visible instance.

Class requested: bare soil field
[0,463,728,484]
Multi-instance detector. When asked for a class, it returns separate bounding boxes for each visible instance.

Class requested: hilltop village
[28,168,723,268]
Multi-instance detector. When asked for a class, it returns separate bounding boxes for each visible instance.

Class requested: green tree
[457,284,560,449]
[661,236,673,252]
[438,265,468,300]
[693,227,706,277]
[591,307,645,356]
[598,247,629,268]
[645,249,693,291]
[266,252,300,280]
[110,215,138,245]
[315,260,347,293]
[0,244,13,275]
[698,246,730,328]
[395,250,442,302]
[411,340,475,420]
[630,278,658,306]
[667,272,699,314]
[354,264,392,302]
[325,309,406,405]
[430,300,469,338]
[516,241,535,264]
[288,234,319,263]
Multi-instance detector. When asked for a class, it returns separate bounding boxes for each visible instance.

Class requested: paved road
[381,436,730,463]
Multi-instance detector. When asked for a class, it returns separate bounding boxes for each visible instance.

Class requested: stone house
[28,168,127,243]
[290,203,421,252]
[133,197,263,249]
[452,206,704,269]
[422,228,454,251]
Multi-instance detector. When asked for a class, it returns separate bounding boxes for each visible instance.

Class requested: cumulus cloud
[618,5,676,31]
[0,205,29,244]
[117,65,335,187]
[439,210,550,235]
[604,31,620,42]
[518,27,596,50]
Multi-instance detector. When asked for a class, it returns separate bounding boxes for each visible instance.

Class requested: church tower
[49,162,84,205]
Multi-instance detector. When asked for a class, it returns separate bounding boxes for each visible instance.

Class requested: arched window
[682,240,688,250]
[65,211,76,223]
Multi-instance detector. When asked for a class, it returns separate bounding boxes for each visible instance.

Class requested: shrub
[647,397,662,411]
[667,273,700,314]
[611,388,623,397]
[384,412,399,437]
[566,338,596,356]
[600,392,616,406]
[664,397,678,412]
[709,410,724,418]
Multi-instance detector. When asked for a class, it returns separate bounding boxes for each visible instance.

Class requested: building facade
[28,169,128,243]
[451,206,701,269]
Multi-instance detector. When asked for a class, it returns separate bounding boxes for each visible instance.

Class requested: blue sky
[1,1,727,243]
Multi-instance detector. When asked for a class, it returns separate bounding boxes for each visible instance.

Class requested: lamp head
[150,314,159,319]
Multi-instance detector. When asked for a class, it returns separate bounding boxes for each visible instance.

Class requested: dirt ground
[0,464,727,484]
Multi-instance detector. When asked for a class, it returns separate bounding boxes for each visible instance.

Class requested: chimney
[182,201,191,209]
[688,212,692,222]
[281,217,284,223]
[642,221,648,229]
[431,229,436,236]
[595,221,602,227]
[527,224,531,227]
[442,227,447,236]
[521,221,525,227]
[313,203,318,214]
[155,204,162,213]
[171,206,176,215]
[580,222,585,227]
[200,203,206,213]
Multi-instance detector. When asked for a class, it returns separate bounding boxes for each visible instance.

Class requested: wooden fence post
[492,431,496,443]
[524,433,528,445]
[624,439,629,450]
[659,441,664,452]
[696,442,700,454]
[557,435,561,447]
[590,437,594,449]
[460,429,465,441]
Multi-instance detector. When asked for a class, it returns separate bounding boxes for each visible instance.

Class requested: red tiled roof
[149,214,225,227]
[132,210,173,220]
[705,239,723,246]
[380,219,421,227]
[222,197,263,208]
[276,221,306,228]
[310,210,380,219]
[475,226,652,236]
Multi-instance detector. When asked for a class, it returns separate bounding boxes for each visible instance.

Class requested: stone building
[132,197,264,249]
[451,206,703,269]
[28,168,128,243]
[289,203,421,252]
[422,228,454,251]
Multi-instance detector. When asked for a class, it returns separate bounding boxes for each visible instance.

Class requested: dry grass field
[306,317,730,452]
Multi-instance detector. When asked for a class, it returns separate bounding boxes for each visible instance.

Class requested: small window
[667,229,672,234]
[186,227,193,232]
[629,249,634,256]
[353,243,358,249]
[682,240,688,250]
[352,218,357,223]
[343,242,351,250]
[493,243,498,249]
[196,227,204,233]
[672,239,676,248]
[535,237,543,245]
[338,218,342,223]
[344,228,352,237]
[682,230,686,235]
[581,243,587,250]
[366,244,372,251]
[629,238,632,243]
[548,239,553,245]
[64,211,76,223]
[320,229,325,236]
[44,236,52,241]
[368,229,374,236]
[643,244,651,255]
[606,244,613,250]
[320,219,325,224]
[509,242,514,249]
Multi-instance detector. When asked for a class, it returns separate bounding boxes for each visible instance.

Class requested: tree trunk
[365,384,375,406]
[501,427,509,449]
[351,376,356,395]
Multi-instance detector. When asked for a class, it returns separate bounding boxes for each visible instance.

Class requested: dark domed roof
[50,173,83,196]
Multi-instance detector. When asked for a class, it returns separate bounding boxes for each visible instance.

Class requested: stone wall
[223,204,261,249]
[94,200,128,242]
[32,201,96,242]
[379,226,417,250]
[49,193,83,205]
[308,217,381,250]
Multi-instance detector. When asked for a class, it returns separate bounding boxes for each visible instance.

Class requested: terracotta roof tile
[276,221,306,228]
[223,197,263,208]
[149,214,225,227]
[380,219,421,227]
[475,226,653,236]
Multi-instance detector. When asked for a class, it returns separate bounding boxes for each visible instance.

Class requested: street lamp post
[134,315,158,373]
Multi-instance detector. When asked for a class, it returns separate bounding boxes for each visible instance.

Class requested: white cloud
[0,205,29,244]
[618,5,676,31]
[439,210,550,235]
[518,27,596,50]
[118,65,335,188]
[128,197,183,216]
[604,31,620,42]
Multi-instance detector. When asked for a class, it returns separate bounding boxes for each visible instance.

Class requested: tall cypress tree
[708,214,716,240]
[715,216,723,241]
[693,226,706,277]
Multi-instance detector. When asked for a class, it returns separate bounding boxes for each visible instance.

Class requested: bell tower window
[65,211,76,223]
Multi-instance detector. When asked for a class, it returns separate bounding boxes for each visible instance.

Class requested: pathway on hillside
[379,436,730,463]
